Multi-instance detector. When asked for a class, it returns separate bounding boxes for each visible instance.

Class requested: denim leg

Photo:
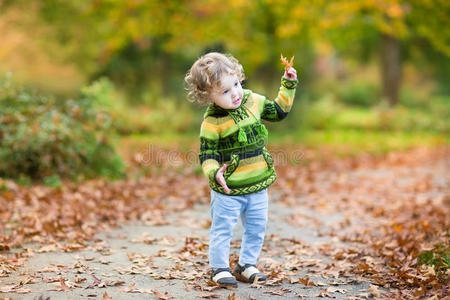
[209,189,245,268]
[239,189,268,266]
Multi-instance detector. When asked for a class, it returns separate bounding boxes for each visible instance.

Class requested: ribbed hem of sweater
[209,169,276,196]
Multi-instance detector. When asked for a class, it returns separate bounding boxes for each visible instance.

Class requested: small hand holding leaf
[280,54,297,80]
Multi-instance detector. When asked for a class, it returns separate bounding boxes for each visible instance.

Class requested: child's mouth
[233,98,241,105]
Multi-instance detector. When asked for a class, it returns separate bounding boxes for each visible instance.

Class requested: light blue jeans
[209,188,268,269]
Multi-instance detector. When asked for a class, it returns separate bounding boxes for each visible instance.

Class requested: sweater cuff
[281,77,298,89]
[208,167,220,184]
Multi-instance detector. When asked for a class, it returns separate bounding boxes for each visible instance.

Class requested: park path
[1,197,371,300]
[1,147,448,299]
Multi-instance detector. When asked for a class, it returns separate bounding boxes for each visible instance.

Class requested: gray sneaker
[233,264,266,283]
[211,267,238,288]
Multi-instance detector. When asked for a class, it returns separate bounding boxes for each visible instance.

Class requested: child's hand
[283,67,297,81]
[216,164,230,194]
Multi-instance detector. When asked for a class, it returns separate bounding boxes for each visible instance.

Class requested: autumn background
[0,0,449,299]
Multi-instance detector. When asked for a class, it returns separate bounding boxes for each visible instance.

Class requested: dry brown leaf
[74,274,86,283]
[184,281,192,291]
[59,278,70,291]
[227,292,242,300]
[198,291,221,298]
[298,276,316,286]
[316,289,335,298]
[152,289,175,300]
[119,282,136,293]
[102,292,113,300]
[0,284,29,293]
[47,278,74,292]
[38,244,58,253]
[367,285,381,297]
[280,54,295,71]
[326,287,347,294]
[264,288,291,296]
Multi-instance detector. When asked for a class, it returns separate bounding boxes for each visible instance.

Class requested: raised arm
[260,71,298,122]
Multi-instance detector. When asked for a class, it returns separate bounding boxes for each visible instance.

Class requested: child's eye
[223,90,229,94]
[234,82,238,87]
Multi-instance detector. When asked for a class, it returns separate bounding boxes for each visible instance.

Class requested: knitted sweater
[199,77,298,195]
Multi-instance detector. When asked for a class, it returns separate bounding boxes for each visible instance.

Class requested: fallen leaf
[326,287,347,294]
[119,282,136,292]
[264,288,291,296]
[298,276,316,286]
[198,291,220,298]
[227,292,242,300]
[367,285,381,297]
[102,292,113,300]
[152,289,174,300]
[38,244,58,253]
[316,289,335,298]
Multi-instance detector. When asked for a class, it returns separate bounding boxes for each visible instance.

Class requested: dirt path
[1,147,448,299]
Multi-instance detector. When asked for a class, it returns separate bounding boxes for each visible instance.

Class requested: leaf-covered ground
[0,146,448,299]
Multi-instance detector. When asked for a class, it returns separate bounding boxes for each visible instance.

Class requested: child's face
[210,73,243,110]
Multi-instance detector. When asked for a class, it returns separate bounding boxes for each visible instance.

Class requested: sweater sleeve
[198,116,221,183]
[260,77,298,122]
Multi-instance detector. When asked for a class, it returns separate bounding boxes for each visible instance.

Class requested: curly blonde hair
[185,52,245,105]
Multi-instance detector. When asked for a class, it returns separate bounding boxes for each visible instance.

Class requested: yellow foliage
[387,3,404,18]
[0,6,83,93]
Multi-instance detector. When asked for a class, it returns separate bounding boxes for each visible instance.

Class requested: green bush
[375,100,449,133]
[286,93,449,134]
[337,80,379,107]
[111,99,197,135]
[91,83,197,135]
[299,94,341,130]
[399,86,429,109]
[0,74,125,181]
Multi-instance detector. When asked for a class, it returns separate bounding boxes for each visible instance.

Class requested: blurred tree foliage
[1,0,449,104]
[309,0,449,105]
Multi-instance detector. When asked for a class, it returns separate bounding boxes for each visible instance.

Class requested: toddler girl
[185,52,298,288]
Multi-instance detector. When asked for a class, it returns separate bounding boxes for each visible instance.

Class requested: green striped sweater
[199,77,298,195]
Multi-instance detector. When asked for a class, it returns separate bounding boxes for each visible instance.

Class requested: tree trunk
[380,33,402,106]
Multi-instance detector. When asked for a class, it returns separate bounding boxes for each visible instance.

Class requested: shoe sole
[234,273,266,284]
[217,282,238,289]
[209,278,238,289]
